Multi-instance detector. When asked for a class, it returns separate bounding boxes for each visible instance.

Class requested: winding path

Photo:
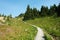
[23,22,45,40]
[32,25,45,40]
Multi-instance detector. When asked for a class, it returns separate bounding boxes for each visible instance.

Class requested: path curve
[31,25,45,40]
[23,22,45,40]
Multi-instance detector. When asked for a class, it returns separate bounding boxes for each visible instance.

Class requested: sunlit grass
[0,18,37,40]
[26,17,60,39]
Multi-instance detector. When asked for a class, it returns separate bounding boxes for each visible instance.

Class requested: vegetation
[17,13,24,18]
[26,17,60,40]
[0,17,37,40]
[0,2,60,40]
[22,3,60,21]
[17,3,60,40]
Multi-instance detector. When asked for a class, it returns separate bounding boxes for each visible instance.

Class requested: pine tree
[49,4,57,16]
[23,5,31,20]
[57,3,60,17]
[23,5,36,20]
[41,6,49,17]
[33,8,39,18]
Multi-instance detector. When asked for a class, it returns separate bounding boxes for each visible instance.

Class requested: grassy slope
[26,17,60,40]
[0,18,37,40]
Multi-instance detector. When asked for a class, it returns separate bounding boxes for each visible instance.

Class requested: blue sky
[0,0,60,17]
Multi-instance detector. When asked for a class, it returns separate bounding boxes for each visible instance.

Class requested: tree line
[0,14,12,21]
[21,3,60,21]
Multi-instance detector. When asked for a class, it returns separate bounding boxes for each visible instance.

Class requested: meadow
[26,17,60,40]
[0,18,37,40]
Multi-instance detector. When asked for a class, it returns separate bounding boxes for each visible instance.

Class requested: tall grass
[0,18,37,40]
[26,17,60,40]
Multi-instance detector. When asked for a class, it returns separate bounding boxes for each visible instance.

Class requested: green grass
[44,32,52,40]
[26,17,60,40]
[0,18,37,40]
[0,17,60,40]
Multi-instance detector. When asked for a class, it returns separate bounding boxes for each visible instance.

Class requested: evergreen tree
[49,4,57,16]
[0,14,1,17]
[57,3,60,17]
[32,8,40,18]
[9,14,12,18]
[41,6,49,17]
[18,13,24,17]
[23,5,37,20]
[23,5,32,20]
[23,4,59,21]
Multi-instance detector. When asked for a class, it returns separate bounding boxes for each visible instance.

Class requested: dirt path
[23,22,45,40]
[31,25,45,40]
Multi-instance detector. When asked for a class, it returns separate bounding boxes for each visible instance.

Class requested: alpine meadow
[0,0,60,40]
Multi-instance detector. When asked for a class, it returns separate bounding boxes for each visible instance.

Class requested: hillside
[0,18,37,40]
[26,17,60,40]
